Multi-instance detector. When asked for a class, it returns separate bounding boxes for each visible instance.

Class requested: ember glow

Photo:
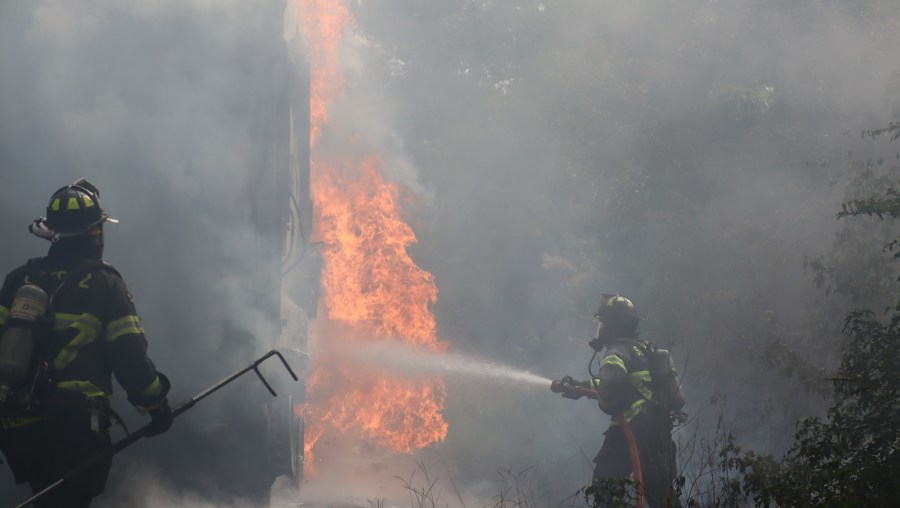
[287,0,448,470]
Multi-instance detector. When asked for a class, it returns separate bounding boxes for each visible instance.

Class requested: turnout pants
[0,411,112,508]
[593,410,680,508]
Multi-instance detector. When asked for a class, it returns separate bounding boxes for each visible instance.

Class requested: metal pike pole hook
[550,380,644,508]
[15,349,299,508]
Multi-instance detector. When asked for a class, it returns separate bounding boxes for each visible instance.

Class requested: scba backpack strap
[6,258,108,409]
[23,257,108,325]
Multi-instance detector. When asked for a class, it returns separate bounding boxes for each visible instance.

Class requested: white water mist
[350,339,552,387]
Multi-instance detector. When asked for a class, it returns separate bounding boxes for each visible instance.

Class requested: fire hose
[551,379,644,508]
[14,349,299,508]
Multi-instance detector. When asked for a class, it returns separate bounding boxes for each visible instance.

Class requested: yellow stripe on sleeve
[106,315,144,342]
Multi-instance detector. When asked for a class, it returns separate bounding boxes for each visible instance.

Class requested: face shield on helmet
[29,179,118,243]
[592,319,605,341]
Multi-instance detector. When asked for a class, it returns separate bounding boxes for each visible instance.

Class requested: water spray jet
[348,339,552,387]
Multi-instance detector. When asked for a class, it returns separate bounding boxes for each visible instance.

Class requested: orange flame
[288,0,448,470]
[293,0,352,146]
[313,157,442,346]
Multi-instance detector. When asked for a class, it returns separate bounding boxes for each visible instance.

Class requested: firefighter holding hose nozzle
[554,294,684,508]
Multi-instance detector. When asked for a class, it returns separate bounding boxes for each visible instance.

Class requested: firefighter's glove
[146,399,174,437]
[588,337,605,352]
[559,376,584,400]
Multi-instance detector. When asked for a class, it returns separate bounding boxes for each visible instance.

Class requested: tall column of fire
[286,0,448,471]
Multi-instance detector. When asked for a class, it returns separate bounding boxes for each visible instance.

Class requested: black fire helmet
[594,293,641,336]
[30,179,118,242]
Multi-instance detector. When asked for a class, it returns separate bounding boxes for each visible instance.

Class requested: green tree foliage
[721,123,900,507]
[737,309,900,506]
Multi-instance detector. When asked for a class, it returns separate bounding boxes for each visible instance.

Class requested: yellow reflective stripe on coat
[56,380,110,398]
[0,305,8,327]
[0,415,48,430]
[105,315,144,342]
[135,376,165,414]
[139,376,162,397]
[629,369,653,400]
[609,398,648,425]
[52,313,103,369]
[623,398,648,422]
[599,354,627,373]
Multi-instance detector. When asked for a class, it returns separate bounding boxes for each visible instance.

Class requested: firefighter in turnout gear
[0,180,173,507]
[559,295,683,508]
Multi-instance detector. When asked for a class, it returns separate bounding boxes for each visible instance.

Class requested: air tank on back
[0,284,48,403]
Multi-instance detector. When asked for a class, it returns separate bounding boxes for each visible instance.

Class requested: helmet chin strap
[587,320,607,371]
[29,220,57,241]
[80,225,105,258]
[94,229,105,258]
[35,223,105,260]
[30,218,110,244]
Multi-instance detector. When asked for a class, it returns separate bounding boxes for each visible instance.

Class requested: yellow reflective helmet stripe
[606,296,634,308]
[106,315,144,342]
[599,354,627,373]
[52,312,103,369]
[139,376,162,397]
[82,194,95,208]
[56,380,109,398]
[0,305,8,327]
[67,197,80,210]
[51,198,61,211]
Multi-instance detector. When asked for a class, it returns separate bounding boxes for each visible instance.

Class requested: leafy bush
[732,123,900,507]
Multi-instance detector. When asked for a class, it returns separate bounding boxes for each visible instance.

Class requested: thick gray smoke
[1,1,293,505]
[2,0,900,506]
